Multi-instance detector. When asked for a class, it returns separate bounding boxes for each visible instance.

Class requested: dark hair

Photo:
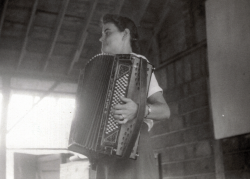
[101,14,140,54]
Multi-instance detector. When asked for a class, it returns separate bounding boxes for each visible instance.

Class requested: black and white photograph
[0,0,249,178]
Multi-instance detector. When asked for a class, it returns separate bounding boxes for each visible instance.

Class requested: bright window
[4,92,76,149]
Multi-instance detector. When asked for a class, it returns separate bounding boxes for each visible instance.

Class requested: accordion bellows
[68,54,153,160]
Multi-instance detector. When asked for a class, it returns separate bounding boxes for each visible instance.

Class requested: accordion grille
[73,55,114,150]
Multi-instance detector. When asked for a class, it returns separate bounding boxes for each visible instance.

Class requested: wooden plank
[1,22,26,37]
[43,0,70,71]
[0,0,9,36]
[38,154,61,163]
[17,0,39,69]
[37,154,61,179]
[60,161,90,179]
[10,88,76,96]
[6,0,34,8]
[4,5,31,24]
[66,0,89,18]
[66,0,99,75]
[34,11,83,30]
[38,0,62,14]
[0,76,11,179]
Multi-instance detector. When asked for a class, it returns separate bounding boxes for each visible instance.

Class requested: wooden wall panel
[206,0,250,139]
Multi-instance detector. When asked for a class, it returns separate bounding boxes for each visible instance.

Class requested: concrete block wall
[152,45,215,179]
[147,0,216,178]
[145,0,250,178]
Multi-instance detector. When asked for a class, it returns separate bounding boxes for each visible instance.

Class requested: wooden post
[0,76,11,179]
[213,140,225,179]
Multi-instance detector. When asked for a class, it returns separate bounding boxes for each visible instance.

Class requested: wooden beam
[43,0,70,72]
[67,32,88,75]
[114,0,126,14]
[146,0,171,56]
[67,0,128,75]
[155,39,207,71]
[0,0,9,36]
[213,140,226,179]
[0,76,11,179]
[17,0,39,69]
[10,88,76,96]
[135,0,151,25]
[0,68,78,83]
[66,0,99,75]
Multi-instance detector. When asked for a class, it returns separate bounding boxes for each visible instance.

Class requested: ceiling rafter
[66,31,88,75]
[114,0,126,14]
[16,0,39,70]
[146,0,171,56]
[135,0,151,25]
[66,0,99,75]
[0,0,9,36]
[42,0,70,72]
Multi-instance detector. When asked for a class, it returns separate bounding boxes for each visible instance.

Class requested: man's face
[99,23,124,54]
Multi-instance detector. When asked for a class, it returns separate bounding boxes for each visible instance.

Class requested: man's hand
[112,96,138,124]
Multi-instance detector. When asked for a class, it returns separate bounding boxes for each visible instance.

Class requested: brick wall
[145,0,250,179]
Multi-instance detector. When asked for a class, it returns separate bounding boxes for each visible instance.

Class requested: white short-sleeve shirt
[148,73,163,97]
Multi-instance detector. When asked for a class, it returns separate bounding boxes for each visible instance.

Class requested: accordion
[68,54,153,161]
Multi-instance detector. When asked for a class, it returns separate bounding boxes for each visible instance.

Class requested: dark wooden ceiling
[0,0,167,86]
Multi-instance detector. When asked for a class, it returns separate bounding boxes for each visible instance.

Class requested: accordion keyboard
[106,73,129,134]
[104,65,130,141]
